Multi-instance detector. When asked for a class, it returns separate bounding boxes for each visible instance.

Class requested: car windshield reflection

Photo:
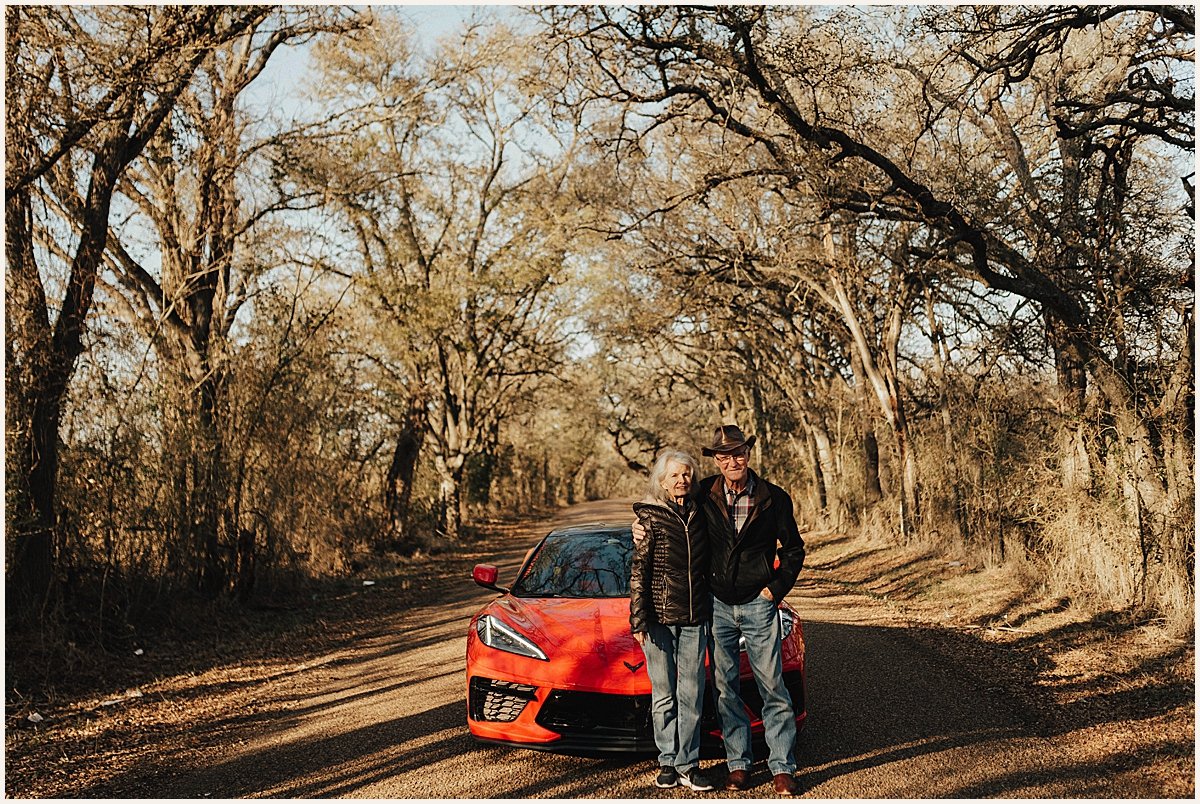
[512,529,633,599]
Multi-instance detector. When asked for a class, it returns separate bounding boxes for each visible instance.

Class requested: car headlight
[778,607,796,640]
[738,608,796,651]
[476,614,549,661]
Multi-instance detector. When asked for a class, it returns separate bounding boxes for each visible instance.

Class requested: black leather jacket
[629,498,711,633]
[698,470,805,605]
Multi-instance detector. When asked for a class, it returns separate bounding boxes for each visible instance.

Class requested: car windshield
[512,528,633,599]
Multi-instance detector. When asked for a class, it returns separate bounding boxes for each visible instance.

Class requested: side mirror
[473,564,507,593]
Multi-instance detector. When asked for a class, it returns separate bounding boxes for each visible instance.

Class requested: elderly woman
[630,449,714,792]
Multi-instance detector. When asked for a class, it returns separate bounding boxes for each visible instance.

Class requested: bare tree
[100,8,366,595]
[5,6,271,610]
[544,5,1192,609]
[913,4,1194,598]
[290,15,579,541]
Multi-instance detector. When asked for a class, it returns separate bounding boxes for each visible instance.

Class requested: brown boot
[773,773,798,796]
[725,769,751,791]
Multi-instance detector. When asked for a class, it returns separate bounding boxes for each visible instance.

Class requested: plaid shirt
[723,474,756,534]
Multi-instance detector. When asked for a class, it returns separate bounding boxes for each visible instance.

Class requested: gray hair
[648,449,700,502]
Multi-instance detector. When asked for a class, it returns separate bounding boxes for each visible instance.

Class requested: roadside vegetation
[6,4,1193,711]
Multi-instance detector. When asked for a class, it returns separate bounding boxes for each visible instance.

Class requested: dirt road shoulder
[5,505,1193,798]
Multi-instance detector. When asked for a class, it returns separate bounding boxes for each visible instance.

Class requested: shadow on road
[796,617,1192,797]
[73,700,474,798]
[61,499,1194,798]
[75,611,1190,798]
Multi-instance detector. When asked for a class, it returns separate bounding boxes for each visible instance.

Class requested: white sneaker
[655,767,679,788]
[678,768,715,792]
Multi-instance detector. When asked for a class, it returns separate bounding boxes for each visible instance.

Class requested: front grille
[535,690,653,739]
[469,677,538,723]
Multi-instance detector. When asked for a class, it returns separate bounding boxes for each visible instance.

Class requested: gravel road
[61,499,1189,799]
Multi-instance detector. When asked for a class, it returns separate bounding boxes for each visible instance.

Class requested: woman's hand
[633,631,646,645]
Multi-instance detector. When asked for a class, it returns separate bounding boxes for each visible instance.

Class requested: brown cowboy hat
[701,424,757,456]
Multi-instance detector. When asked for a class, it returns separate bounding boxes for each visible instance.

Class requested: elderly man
[634,424,806,795]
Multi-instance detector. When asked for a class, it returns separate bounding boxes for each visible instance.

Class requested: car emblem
[623,660,644,673]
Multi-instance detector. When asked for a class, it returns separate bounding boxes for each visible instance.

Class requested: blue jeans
[711,595,797,775]
[641,621,710,772]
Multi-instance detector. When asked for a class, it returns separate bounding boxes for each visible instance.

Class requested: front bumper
[467,670,806,755]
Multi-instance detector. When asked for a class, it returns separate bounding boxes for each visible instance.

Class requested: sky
[248,5,520,122]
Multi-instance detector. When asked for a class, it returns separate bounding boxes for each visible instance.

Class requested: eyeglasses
[714,451,749,465]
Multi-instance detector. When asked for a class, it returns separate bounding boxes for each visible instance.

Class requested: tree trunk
[827,271,920,537]
[542,454,554,507]
[181,80,244,597]
[851,350,884,506]
[385,401,426,548]
[894,422,920,540]
[10,391,70,610]
[235,526,256,602]
[925,286,970,542]
[823,226,919,537]
[194,374,227,597]
[1045,310,1092,491]
[6,188,54,609]
[807,415,845,528]
[6,135,125,610]
[564,457,588,506]
[1158,305,1195,589]
[862,427,883,505]
[435,454,465,542]
[1078,339,1177,608]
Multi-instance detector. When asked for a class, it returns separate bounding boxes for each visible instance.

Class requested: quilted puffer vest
[629,499,711,633]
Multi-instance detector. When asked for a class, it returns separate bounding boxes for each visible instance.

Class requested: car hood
[481,595,650,693]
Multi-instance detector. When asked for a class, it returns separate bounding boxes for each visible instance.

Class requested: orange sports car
[466,522,807,754]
